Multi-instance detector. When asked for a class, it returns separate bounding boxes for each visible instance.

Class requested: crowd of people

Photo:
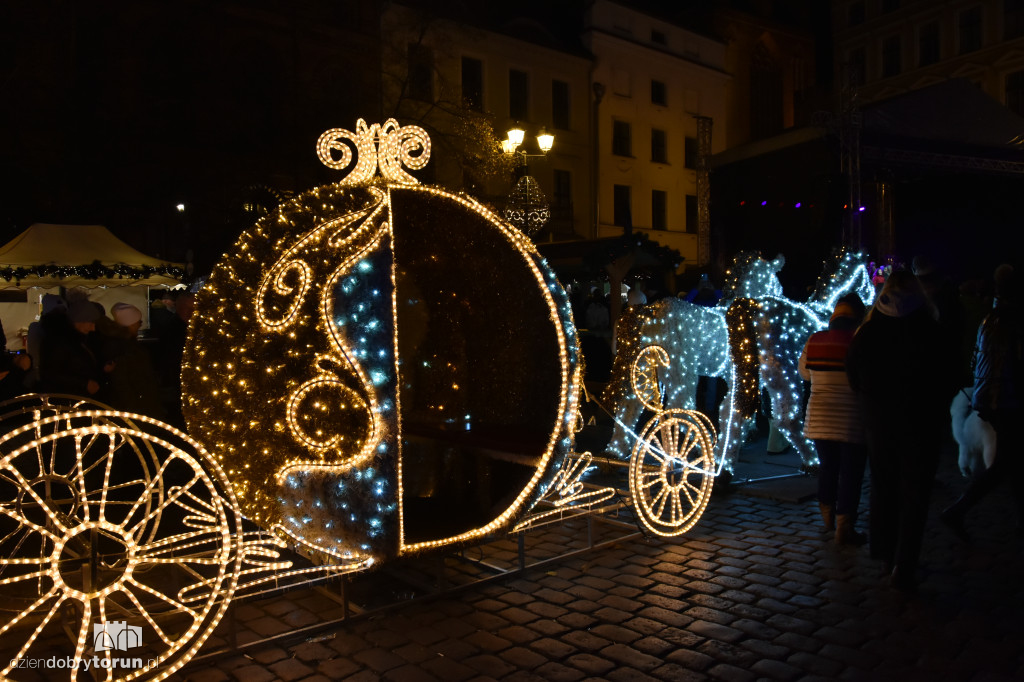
[800,259,1022,594]
[572,256,1022,596]
[1,290,195,427]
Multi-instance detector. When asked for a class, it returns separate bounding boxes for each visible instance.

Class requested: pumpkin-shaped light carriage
[0,121,718,680]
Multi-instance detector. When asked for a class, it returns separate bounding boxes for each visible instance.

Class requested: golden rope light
[0,409,243,681]
[512,450,616,532]
[628,409,716,537]
[624,346,717,537]
[316,118,431,186]
[631,345,670,413]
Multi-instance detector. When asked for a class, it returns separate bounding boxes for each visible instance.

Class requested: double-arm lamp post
[501,126,554,160]
[500,126,554,237]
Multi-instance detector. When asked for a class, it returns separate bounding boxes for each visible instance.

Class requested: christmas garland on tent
[0,261,184,285]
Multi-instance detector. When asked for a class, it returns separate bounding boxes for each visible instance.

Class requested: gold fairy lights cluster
[184,119,581,560]
[183,185,387,534]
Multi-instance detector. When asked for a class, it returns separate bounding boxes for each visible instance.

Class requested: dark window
[751,43,783,139]
[881,35,901,77]
[651,79,667,106]
[959,7,983,54]
[1006,0,1024,39]
[848,1,865,26]
[553,169,572,208]
[408,44,434,102]
[919,22,940,66]
[685,194,698,234]
[613,120,632,156]
[552,80,570,130]
[462,57,483,111]
[509,69,529,120]
[1007,70,1024,116]
[882,0,900,12]
[684,136,697,169]
[613,185,632,228]
[651,128,667,163]
[651,29,666,45]
[652,190,667,230]
[847,47,866,86]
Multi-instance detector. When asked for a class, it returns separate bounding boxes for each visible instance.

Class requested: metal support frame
[185,499,645,670]
[695,115,713,267]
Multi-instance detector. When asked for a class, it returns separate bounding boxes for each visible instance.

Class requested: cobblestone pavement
[181,450,1024,682]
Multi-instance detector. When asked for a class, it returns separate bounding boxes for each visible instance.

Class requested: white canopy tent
[0,224,184,348]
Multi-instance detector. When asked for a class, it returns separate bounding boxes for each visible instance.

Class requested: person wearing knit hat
[111,302,143,330]
[941,263,1024,540]
[846,269,959,592]
[99,302,164,419]
[871,269,927,319]
[41,293,66,316]
[800,296,867,545]
[67,298,101,330]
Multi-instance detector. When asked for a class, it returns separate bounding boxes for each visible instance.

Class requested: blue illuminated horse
[603,250,874,473]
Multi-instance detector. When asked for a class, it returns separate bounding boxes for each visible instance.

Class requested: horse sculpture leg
[761,358,818,467]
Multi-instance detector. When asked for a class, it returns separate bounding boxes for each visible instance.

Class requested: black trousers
[815,439,868,516]
[867,431,939,577]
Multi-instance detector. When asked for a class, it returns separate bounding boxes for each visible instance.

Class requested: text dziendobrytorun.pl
[9,656,156,671]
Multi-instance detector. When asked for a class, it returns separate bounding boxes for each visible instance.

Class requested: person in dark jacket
[941,264,1024,538]
[100,302,166,419]
[0,351,32,402]
[39,298,104,398]
[846,269,958,592]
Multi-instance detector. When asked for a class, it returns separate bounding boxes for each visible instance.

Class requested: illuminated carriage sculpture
[0,121,717,681]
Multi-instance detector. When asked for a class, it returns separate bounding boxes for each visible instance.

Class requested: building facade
[381,3,594,241]
[833,0,1024,115]
[584,0,731,268]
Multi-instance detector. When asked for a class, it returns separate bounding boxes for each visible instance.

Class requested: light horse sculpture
[603,250,875,474]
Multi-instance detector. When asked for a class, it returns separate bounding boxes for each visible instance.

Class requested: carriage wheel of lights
[625,346,717,537]
[628,409,716,537]
[0,410,244,681]
[0,393,112,428]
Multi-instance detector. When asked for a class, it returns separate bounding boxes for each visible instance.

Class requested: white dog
[950,386,996,478]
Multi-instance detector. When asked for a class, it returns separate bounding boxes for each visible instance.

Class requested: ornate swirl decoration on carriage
[512,451,616,532]
[253,191,388,476]
[317,118,432,185]
[631,346,671,413]
[256,259,312,330]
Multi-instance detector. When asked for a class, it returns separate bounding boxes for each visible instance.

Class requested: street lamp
[536,128,554,153]
[500,125,554,237]
[502,126,554,161]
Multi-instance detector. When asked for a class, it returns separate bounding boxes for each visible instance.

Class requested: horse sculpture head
[721,252,785,303]
[808,249,875,317]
